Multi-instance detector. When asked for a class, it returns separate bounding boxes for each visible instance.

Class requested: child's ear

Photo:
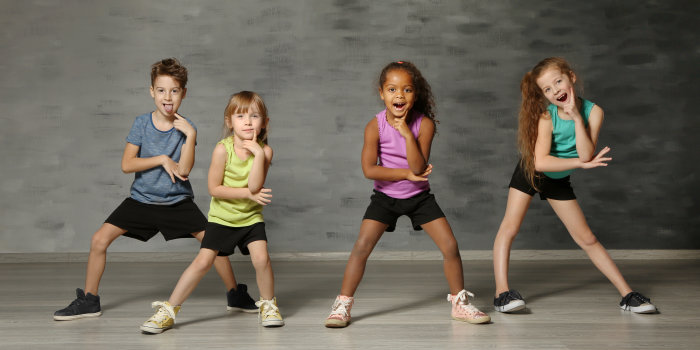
[150,86,155,98]
[378,87,385,101]
[569,72,577,84]
[224,116,232,129]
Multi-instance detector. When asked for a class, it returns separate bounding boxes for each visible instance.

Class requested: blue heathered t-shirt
[125,112,196,205]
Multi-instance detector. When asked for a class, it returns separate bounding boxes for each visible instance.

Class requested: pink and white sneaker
[448,290,490,324]
[324,295,354,328]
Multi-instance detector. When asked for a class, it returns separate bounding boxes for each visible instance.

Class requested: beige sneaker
[324,295,354,328]
[448,290,490,324]
[255,298,284,327]
[140,301,180,334]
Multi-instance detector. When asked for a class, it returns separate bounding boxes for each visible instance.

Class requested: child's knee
[251,252,271,271]
[576,232,599,248]
[90,232,111,252]
[440,238,460,260]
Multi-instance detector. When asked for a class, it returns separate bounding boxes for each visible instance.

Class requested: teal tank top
[544,98,595,179]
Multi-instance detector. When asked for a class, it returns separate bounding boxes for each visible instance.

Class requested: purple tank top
[373,109,430,199]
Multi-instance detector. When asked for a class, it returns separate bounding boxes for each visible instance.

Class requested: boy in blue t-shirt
[54,58,257,320]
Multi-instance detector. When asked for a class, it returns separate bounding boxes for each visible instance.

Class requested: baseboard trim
[0,249,698,263]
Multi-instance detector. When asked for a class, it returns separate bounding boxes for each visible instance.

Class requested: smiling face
[227,106,267,143]
[535,67,576,107]
[150,75,186,119]
[379,69,416,119]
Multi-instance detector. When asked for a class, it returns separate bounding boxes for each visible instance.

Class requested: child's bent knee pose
[53,58,254,321]
[141,91,282,334]
[324,61,490,328]
[492,57,657,314]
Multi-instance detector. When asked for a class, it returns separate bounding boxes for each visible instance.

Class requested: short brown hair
[150,58,188,88]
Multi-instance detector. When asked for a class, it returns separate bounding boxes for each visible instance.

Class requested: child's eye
[405,88,413,93]
[388,88,395,92]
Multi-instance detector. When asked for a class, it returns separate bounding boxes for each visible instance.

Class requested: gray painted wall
[1,0,698,253]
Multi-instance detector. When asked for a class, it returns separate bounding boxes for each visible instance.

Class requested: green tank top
[208,137,264,227]
[544,98,595,179]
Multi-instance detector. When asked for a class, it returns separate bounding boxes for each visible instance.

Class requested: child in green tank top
[141,91,283,334]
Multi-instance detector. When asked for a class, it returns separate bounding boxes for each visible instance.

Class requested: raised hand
[391,115,413,139]
[406,163,433,181]
[561,86,582,121]
[581,146,612,169]
[173,113,195,138]
[249,187,272,205]
[240,129,264,157]
[161,155,188,183]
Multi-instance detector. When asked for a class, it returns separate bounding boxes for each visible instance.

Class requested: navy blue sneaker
[494,289,526,313]
[54,288,102,320]
[226,283,258,313]
[620,291,657,314]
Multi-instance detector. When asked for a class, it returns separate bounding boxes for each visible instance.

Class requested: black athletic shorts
[508,161,576,200]
[362,190,445,232]
[200,222,267,256]
[105,197,206,241]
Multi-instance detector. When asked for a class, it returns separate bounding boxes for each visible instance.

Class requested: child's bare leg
[548,199,633,296]
[421,217,464,295]
[339,219,387,297]
[493,189,533,295]
[247,240,274,300]
[85,223,127,295]
[192,230,237,290]
[168,248,218,305]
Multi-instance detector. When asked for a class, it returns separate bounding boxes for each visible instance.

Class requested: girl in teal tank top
[492,57,657,314]
[141,91,286,333]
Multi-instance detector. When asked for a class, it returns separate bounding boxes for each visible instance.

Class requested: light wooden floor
[1,259,697,350]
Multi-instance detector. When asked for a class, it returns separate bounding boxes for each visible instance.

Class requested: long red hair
[518,57,579,189]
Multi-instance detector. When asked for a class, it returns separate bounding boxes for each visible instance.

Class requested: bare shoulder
[419,117,435,135]
[263,144,274,161]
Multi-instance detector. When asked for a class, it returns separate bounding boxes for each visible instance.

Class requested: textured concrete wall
[1,0,698,253]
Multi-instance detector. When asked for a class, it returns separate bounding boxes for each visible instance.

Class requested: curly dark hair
[378,61,437,126]
[150,58,188,88]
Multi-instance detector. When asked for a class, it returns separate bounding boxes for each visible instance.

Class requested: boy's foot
[324,295,354,328]
[448,290,491,324]
[53,288,102,321]
[256,298,284,327]
[226,283,258,313]
[494,289,526,313]
[140,301,180,334]
[620,292,657,314]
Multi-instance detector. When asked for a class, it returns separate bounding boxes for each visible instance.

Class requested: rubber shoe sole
[621,304,657,314]
[324,318,349,328]
[53,311,102,321]
[452,314,491,324]
[227,305,259,313]
[140,324,170,334]
[494,299,526,313]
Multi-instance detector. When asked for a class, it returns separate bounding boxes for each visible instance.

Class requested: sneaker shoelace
[329,298,352,317]
[255,299,280,318]
[450,290,484,315]
[622,292,651,306]
[497,290,523,305]
[149,301,176,324]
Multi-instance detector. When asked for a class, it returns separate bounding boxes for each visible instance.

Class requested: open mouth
[163,104,174,113]
[556,93,568,103]
[393,102,406,110]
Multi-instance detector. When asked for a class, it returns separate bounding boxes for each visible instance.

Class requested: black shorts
[105,198,206,241]
[201,222,267,256]
[362,190,445,232]
[508,162,576,200]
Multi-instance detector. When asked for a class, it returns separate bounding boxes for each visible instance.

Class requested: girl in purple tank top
[324,61,490,328]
